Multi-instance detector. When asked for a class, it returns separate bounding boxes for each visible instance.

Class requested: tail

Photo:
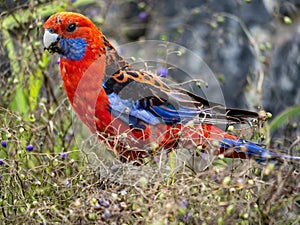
[181,124,300,164]
[220,138,300,163]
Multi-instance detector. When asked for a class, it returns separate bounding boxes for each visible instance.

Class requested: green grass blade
[269,104,300,133]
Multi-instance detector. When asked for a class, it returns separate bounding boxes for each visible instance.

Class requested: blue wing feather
[104,81,206,126]
[107,92,161,125]
[107,91,206,126]
[150,104,200,124]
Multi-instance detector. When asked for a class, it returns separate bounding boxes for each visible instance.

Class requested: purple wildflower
[158,67,168,78]
[1,141,7,148]
[60,152,68,159]
[56,58,60,65]
[139,11,148,20]
[0,159,4,165]
[70,0,76,3]
[26,144,34,151]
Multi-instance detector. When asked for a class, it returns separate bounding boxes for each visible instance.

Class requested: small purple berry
[89,9,98,17]
[43,157,49,162]
[102,209,110,220]
[0,159,4,165]
[98,198,110,207]
[184,212,193,222]
[139,11,148,20]
[1,141,7,148]
[60,152,68,159]
[179,199,189,208]
[26,144,34,151]
[158,67,168,78]
[153,156,160,163]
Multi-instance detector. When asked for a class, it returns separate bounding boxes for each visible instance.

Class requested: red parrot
[43,12,299,163]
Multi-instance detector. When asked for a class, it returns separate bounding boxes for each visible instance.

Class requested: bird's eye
[66,23,76,32]
[48,28,55,33]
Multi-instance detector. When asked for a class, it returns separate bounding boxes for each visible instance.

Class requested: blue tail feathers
[221,138,300,163]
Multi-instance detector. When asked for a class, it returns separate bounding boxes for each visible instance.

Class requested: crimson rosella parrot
[43,12,300,163]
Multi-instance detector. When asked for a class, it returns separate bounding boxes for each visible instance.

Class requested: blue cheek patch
[59,38,87,61]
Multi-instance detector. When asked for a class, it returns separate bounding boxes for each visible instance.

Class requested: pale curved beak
[43,29,59,48]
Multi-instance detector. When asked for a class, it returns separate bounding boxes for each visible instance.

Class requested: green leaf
[29,53,50,111]
[2,29,29,114]
[269,105,300,133]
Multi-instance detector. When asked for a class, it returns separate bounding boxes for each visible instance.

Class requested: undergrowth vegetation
[0,0,300,224]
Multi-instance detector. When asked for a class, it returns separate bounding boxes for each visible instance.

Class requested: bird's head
[43,12,102,61]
